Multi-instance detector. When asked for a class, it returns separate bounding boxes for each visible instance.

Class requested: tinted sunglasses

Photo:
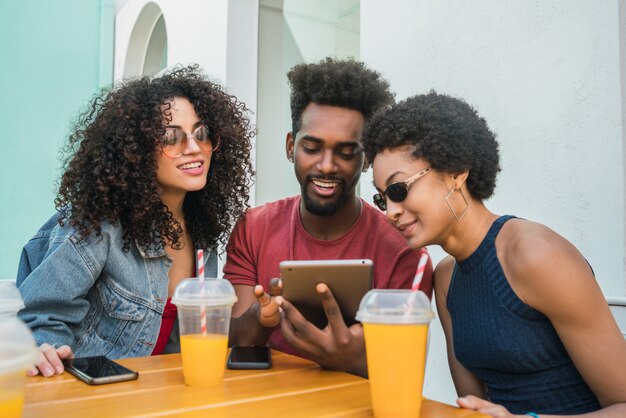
[159,125,219,158]
[373,166,431,211]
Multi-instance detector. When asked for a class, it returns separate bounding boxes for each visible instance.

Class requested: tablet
[279,259,373,329]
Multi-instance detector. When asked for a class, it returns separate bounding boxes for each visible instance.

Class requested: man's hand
[276,283,367,377]
[254,278,282,327]
[230,279,283,347]
[28,343,73,377]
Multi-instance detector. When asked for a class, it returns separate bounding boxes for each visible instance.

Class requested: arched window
[123,2,168,78]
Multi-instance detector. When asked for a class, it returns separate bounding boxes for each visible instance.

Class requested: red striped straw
[196,249,207,335]
[411,253,429,292]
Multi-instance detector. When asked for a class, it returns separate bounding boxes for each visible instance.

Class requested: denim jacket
[16,213,217,359]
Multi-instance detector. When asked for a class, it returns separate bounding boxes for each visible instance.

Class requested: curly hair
[363,91,501,200]
[287,57,394,133]
[56,65,254,252]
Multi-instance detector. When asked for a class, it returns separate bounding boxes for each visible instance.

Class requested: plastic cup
[0,316,39,418]
[0,281,24,318]
[356,290,434,418]
[171,278,237,387]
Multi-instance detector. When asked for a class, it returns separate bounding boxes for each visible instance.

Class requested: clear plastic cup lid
[0,281,25,315]
[356,289,434,324]
[0,316,39,374]
[171,277,237,307]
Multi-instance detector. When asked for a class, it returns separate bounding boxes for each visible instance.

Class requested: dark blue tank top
[447,215,600,414]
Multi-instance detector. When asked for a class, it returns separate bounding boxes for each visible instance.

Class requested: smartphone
[280,259,373,329]
[227,346,272,370]
[63,356,139,385]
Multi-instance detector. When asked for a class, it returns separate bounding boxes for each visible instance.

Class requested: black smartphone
[63,356,139,385]
[227,346,272,370]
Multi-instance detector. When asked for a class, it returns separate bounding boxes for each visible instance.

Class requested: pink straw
[405,253,430,318]
[197,249,206,335]
[411,253,429,292]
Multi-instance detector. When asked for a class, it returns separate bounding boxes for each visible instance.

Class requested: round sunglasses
[373,166,431,211]
[159,125,220,158]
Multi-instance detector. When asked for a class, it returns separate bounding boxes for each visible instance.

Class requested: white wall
[361,0,624,404]
[115,0,229,82]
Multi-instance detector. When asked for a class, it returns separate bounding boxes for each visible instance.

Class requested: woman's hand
[28,343,73,377]
[457,395,526,418]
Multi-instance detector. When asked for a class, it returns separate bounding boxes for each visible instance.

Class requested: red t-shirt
[224,196,433,355]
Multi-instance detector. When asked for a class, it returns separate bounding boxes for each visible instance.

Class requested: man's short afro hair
[363,91,501,200]
[287,57,394,134]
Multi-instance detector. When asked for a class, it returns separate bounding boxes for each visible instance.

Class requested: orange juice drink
[363,323,429,417]
[356,289,434,418]
[180,333,229,386]
[0,390,24,418]
[172,277,237,388]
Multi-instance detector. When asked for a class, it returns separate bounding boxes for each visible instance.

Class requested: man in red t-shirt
[225,58,433,377]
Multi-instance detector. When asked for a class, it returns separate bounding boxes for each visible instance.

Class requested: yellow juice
[0,390,24,418]
[363,323,429,418]
[180,333,228,387]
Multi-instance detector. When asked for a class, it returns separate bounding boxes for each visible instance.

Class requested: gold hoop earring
[445,187,469,221]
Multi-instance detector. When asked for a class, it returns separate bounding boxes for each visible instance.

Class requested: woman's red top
[152,298,178,355]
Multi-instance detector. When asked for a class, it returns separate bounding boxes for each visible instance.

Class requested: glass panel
[256,0,360,205]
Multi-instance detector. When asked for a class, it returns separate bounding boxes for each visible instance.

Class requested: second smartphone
[227,346,272,369]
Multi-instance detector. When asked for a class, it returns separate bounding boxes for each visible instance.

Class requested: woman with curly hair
[16,65,254,377]
[363,92,626,417]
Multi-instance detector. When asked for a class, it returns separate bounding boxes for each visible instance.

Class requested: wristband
[525,413,540,418]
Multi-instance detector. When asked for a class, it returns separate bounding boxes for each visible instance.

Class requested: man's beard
[301,180,350,216]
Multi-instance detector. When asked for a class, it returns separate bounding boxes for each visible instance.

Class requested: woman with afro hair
[363,92,626,417]
[17,65,254,377]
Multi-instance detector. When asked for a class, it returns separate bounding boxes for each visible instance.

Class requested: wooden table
[23,351,487,417]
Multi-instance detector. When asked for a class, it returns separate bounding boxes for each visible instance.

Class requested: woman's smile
[177,159,205,175]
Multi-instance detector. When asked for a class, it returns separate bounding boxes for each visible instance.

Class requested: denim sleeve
[17,232,104,349]
[16,213,60,286]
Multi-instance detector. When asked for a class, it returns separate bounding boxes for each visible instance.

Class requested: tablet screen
[279,259,373,329]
